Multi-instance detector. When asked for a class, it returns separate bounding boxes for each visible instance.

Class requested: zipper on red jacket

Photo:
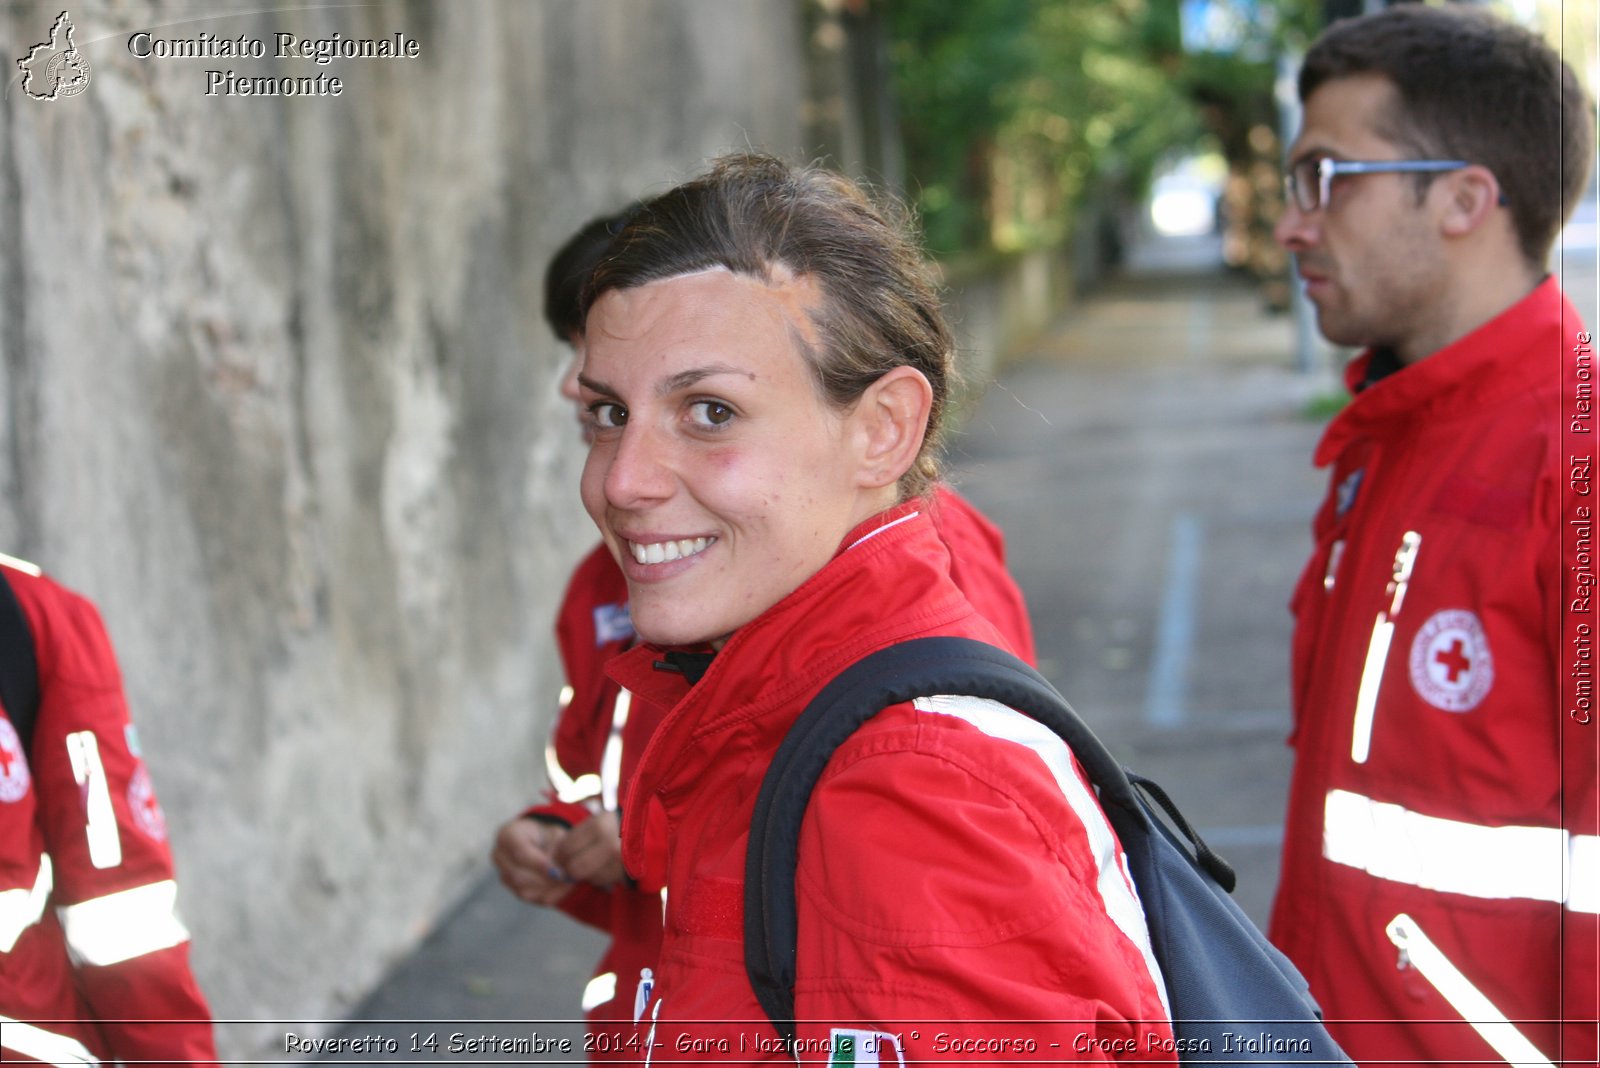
[641,998,662,1067]
[1350,531,1421,764]
[633,967,654,1023]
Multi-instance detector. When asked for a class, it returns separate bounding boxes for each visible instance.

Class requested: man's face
[558,330,592,444]
[1275,74,1452,363]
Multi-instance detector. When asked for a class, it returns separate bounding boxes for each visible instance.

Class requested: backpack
[744,636,1353,1066]
[0,566,42,756]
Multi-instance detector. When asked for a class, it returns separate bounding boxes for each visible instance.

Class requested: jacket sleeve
[24,578,219,1067]
[547,543,636,811]
[791,709,1173,1062]
[526,550,628,934]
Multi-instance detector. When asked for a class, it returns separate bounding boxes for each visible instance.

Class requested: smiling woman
[579,265,921,647]
[579,154,955,650]
[579,153,1170,1063]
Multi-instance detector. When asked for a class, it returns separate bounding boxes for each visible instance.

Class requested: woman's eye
[590,402,628,429]
[689,401,735,428]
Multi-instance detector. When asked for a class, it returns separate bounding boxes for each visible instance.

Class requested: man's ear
[854,366,933,491]
[1438,164,1503,239]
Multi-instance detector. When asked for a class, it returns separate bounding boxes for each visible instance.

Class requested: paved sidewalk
[318,245,1328,1062]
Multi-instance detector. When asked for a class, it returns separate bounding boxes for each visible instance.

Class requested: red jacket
[528,487,1036,1049]
[0,558,218,1067]
[534,541,669,1051]
[1269,278,1597,1066]
[614,502,1171,1064]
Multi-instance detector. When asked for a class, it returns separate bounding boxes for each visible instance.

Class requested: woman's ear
[854,366,933,490]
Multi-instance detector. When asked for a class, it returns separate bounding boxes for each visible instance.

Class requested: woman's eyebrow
[661,363,753,394]
[579,362,754,400]
[575,372,616,397]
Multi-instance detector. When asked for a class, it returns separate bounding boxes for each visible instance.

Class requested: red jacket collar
[606,497,942,716]
[1315,276,1573,467]
[612,500,997,883]
[605,499,932,694]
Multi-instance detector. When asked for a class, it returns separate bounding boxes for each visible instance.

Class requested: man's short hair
[543,206,638,343]
[1301,3,1594,267]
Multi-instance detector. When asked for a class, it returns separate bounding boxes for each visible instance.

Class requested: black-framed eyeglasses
[1283,157,1471,213]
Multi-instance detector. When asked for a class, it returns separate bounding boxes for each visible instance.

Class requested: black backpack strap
[1128,771,1235,891]
[744,636,1170,1047]
[0,567,41,757]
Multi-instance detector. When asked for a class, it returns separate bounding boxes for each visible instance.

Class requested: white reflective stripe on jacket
[0,1016,100,1066]
[1386,914,1554,1067]
[600,688,633,812]
[1324,789,1599,911]
[0,854,53,952]
[65,731,122,870]
[582,970,618,1013]
[545,685,603,805]
[913,693,1171,1017]
[57,879,190,966]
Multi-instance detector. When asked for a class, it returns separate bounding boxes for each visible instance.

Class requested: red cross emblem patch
[1409,609,1494,712]
[127,765,168,842]
[0,718,29,802]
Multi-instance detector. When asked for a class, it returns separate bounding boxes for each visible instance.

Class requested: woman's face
[579,267,884,647]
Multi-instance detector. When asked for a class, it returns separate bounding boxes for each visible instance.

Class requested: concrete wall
[0,0,811,1054]
[940,194,1132,401]
[941,249,1078,396]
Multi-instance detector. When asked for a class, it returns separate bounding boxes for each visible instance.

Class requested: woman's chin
[633,618,714,649]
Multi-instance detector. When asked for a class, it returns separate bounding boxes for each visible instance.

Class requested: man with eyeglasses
[1268,6,1595,1067]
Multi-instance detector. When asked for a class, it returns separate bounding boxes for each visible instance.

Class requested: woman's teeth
[630,537,712,565]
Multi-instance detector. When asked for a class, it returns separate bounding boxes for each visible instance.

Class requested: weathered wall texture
[0,0,811,1052]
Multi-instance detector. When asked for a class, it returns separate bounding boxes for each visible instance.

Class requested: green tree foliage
[888,0,1314,257]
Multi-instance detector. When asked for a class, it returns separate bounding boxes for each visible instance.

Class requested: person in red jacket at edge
[564,152,1169,1065]
[0,553,219,1066]
[491,202,1040,1058]
[1270,7,1597,1066]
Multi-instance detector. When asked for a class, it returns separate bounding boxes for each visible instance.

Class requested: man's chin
[1312,309,1370,350]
